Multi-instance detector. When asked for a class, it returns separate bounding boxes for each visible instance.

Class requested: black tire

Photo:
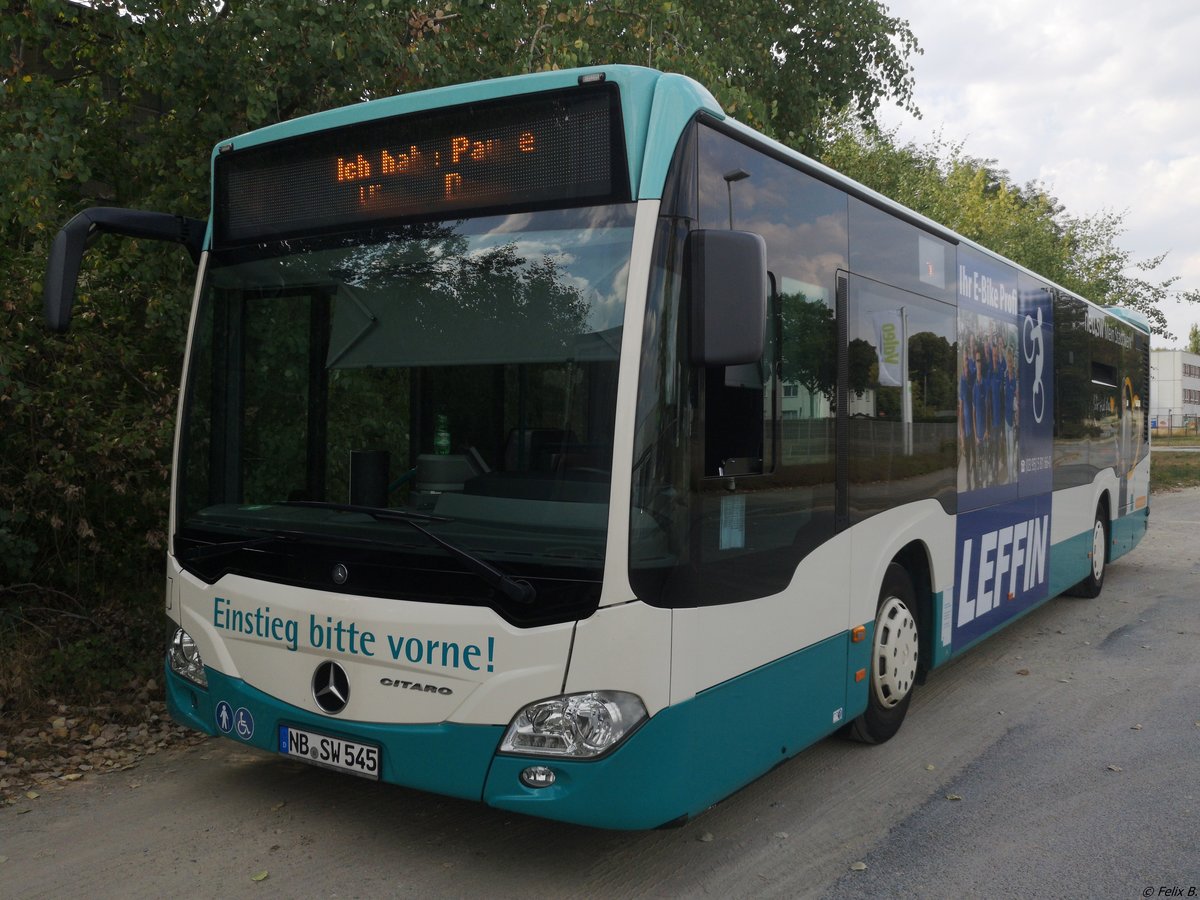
[848,563,920,744]
[1067,507,1107,598]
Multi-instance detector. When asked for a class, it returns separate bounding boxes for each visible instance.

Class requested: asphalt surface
[1,489,1197,899]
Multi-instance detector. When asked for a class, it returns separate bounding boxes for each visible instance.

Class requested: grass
[1150,433,1200,446]
[1150,448,1200,492]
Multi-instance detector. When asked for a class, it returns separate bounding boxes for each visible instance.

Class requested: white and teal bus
[44,66,1150,829]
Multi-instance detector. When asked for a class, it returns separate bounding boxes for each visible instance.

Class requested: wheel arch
[890,539,935,683]
[1096,489,1112,564]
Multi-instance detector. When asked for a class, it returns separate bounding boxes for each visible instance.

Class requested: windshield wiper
[407,516,536,605]
[277,501,536,604]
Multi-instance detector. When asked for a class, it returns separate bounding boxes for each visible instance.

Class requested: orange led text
[336,128,542,206]
[336,154,372,182]
[381,145,425,176]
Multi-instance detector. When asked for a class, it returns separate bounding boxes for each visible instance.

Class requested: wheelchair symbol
[233,707,255,741]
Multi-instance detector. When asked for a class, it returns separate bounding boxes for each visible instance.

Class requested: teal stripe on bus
[484,630,854,829]
[1109,506,1149,563]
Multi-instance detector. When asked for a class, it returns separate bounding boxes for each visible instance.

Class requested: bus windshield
[176,203,635,609]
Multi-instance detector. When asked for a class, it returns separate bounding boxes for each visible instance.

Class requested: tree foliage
[779,293,875,405]
[820,121,1200,338]
[0,0,920,699]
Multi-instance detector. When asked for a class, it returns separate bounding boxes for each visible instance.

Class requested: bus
[42,65,1150,829]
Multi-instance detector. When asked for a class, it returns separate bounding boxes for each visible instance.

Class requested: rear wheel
[1068,507,1107,598]
[849,563,919,744]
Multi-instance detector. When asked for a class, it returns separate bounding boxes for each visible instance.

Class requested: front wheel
[849,563,920,744]
[1067,508,1107,598]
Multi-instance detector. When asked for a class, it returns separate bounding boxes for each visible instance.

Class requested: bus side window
[682,122,845,600]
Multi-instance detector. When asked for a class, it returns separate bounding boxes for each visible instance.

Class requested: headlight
[499,691,647,759]
[168,627,208,688]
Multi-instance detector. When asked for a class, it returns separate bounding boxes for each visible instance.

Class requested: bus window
[846,275,957,523]
[629,123,849,607]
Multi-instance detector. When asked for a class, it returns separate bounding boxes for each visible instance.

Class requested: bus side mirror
[686,229,767,366]
[43,207,206,332]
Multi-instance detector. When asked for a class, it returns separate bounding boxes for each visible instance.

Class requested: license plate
[279,725,381,780]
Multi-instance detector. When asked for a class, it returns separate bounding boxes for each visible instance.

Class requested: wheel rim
[872,596,918,708]
[1091,519,1106,582]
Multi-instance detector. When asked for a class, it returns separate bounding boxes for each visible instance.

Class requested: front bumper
[165,663,503,802]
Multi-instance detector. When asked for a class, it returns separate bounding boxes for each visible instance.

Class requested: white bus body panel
[598,198,659,609]
[1127,453,1150,515]
[552,197,673,718]
[670,499,954,702]
[174,570,572,726]
[563,600,673,716]
[1050,469,1119,544]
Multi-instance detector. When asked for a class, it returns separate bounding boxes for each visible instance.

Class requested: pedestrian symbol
[234,707,255,741]
[215,700,234,734]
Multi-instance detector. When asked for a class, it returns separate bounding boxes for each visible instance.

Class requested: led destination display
[215,84,627,246]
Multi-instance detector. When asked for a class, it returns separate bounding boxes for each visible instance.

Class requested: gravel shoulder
[0,678,207,808]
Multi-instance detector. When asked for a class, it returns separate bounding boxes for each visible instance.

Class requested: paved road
[2,490,1198,899]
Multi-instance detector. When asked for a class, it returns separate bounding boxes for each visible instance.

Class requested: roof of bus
[209,65,1149,337]
[1105,306,1152,333]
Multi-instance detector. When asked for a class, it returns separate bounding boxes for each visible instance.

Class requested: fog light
[520,766,557,788]
[500,691,647,759]
[168,627,207,688]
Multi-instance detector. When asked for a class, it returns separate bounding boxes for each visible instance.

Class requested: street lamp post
[723,169,749,229]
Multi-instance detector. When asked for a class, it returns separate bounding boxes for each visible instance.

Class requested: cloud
[877,0,1200,340]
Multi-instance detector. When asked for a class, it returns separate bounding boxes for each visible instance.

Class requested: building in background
[1149,349,1200,434]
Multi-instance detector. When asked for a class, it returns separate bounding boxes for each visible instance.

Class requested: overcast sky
[874,0,1200,345]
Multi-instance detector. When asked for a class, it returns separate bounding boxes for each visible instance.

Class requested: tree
[0,0,922,700]
[1188,324,1200,354]
[908,331,955,419]
[1055,210,1200,339]
[779,292,836,403]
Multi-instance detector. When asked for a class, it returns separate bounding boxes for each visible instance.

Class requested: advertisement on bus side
[951,495,1052,647]
[953,247,1055,647]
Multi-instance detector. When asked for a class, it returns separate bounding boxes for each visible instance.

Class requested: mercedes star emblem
[312,660,350,714]
[332,563,349,585]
